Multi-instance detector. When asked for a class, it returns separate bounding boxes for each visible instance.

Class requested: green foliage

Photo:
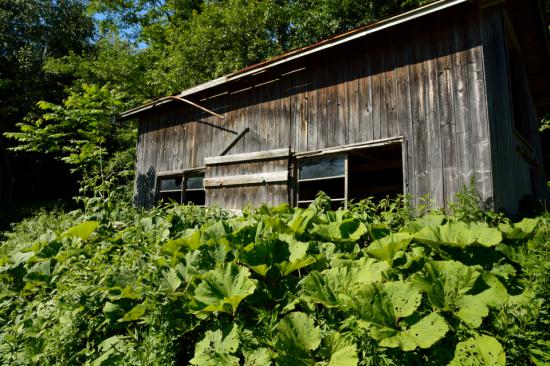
[1,195,549,365]
[448,335,505,366]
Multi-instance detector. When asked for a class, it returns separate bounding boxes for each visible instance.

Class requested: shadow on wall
[134,166,157,209]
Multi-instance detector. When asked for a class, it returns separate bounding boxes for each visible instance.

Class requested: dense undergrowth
[0,193,549,365]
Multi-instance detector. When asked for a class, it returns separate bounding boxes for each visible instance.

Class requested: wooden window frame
[296,154,348,209]
[295,138,405,208]
[156,169,206,206]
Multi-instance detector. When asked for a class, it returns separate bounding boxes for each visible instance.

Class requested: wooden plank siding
[479,4,546,213]
[133,2,541,212]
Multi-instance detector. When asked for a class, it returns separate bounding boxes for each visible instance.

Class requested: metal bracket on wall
[219,128,250,156]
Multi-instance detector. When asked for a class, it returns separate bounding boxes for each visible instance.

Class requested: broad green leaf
[191,263,257,315]
[103,301,124,322]
[300,270,341,308]
[119,303,147,322]
[329,345,358,366]
[275,234,316,276]
[351,282,447,351]
[323,332,358,366]
[415,221,501,248]
[90,335,127,366]
[469,223,502,247]
[351,281,422,327]
[366,232,412,263]
[288,208,317,235]
[448,335,505,366]
[10,251,34,266]
[405,214,446,233]
[163,228,202,258]
[378,312,449,351]
[411,260,479,309]
[311,219,368,243]
[275,312,321,353]
[62,221,99,241]
[412,261,507,328]
[239,236,289,276]
[415,222,476,248]
[201,221,230,244]
[190,324,240,366]
[301,258,390,307]
[164,268,182,292]
[498,218,539,240]
[383,281,423,319]
[24,260,51,281]
[244,348,273,366]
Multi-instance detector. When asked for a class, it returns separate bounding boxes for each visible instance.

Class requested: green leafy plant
[1,195,548,365]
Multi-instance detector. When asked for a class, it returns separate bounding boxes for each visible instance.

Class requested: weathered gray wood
[134,2,544,213]
[436,22,458,209]
[295,136,403,158]
[205,148,289,165]
[424,29,444,209]
[204,171,288,187]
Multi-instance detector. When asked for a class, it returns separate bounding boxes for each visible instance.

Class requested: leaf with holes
[448,335,505,366]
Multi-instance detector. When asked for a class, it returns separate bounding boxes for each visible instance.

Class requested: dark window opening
[296,143,403,208]
[156,171,205,206]
[184,173,205,206]
[348,144,403,202]
[157,176,183,204]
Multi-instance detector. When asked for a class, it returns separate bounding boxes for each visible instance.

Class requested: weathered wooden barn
[121,0,550,213]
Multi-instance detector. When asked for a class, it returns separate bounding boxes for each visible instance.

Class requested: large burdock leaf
[322,332,359,366]
[119,303,148,322]
[244,348,273,366]
[61,221,99,241]
[190,324,240,366]
[275,312,321,358]
[469,223,502,247]
[301,258,390,308]
[415,222,501,248]
[311,219,368,242]
[301,270,340,308]
[350,282,448,351]
[412,260,479,309]
[412,261,507,328]
[366,232,412,264]
[415,222,476,248]
[191,263,257,315]
[275,234,316,276]
[239,236,289,276]
[288,207,317,235]
[378,312,449,351]
[498,218,539,240]
[448,335,505,366]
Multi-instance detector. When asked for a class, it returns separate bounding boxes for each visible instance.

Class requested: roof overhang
[120,0,472,120]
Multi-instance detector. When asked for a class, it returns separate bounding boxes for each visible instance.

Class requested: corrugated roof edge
[119,0,470,120]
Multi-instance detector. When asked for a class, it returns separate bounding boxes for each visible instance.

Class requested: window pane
[299,156,345,180]
[186,174,204,190]
[159,176,182,191]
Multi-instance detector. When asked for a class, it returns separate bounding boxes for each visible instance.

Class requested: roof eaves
[120,0,471,120]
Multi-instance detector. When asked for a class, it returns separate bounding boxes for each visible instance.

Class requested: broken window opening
[296,143,403,208]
